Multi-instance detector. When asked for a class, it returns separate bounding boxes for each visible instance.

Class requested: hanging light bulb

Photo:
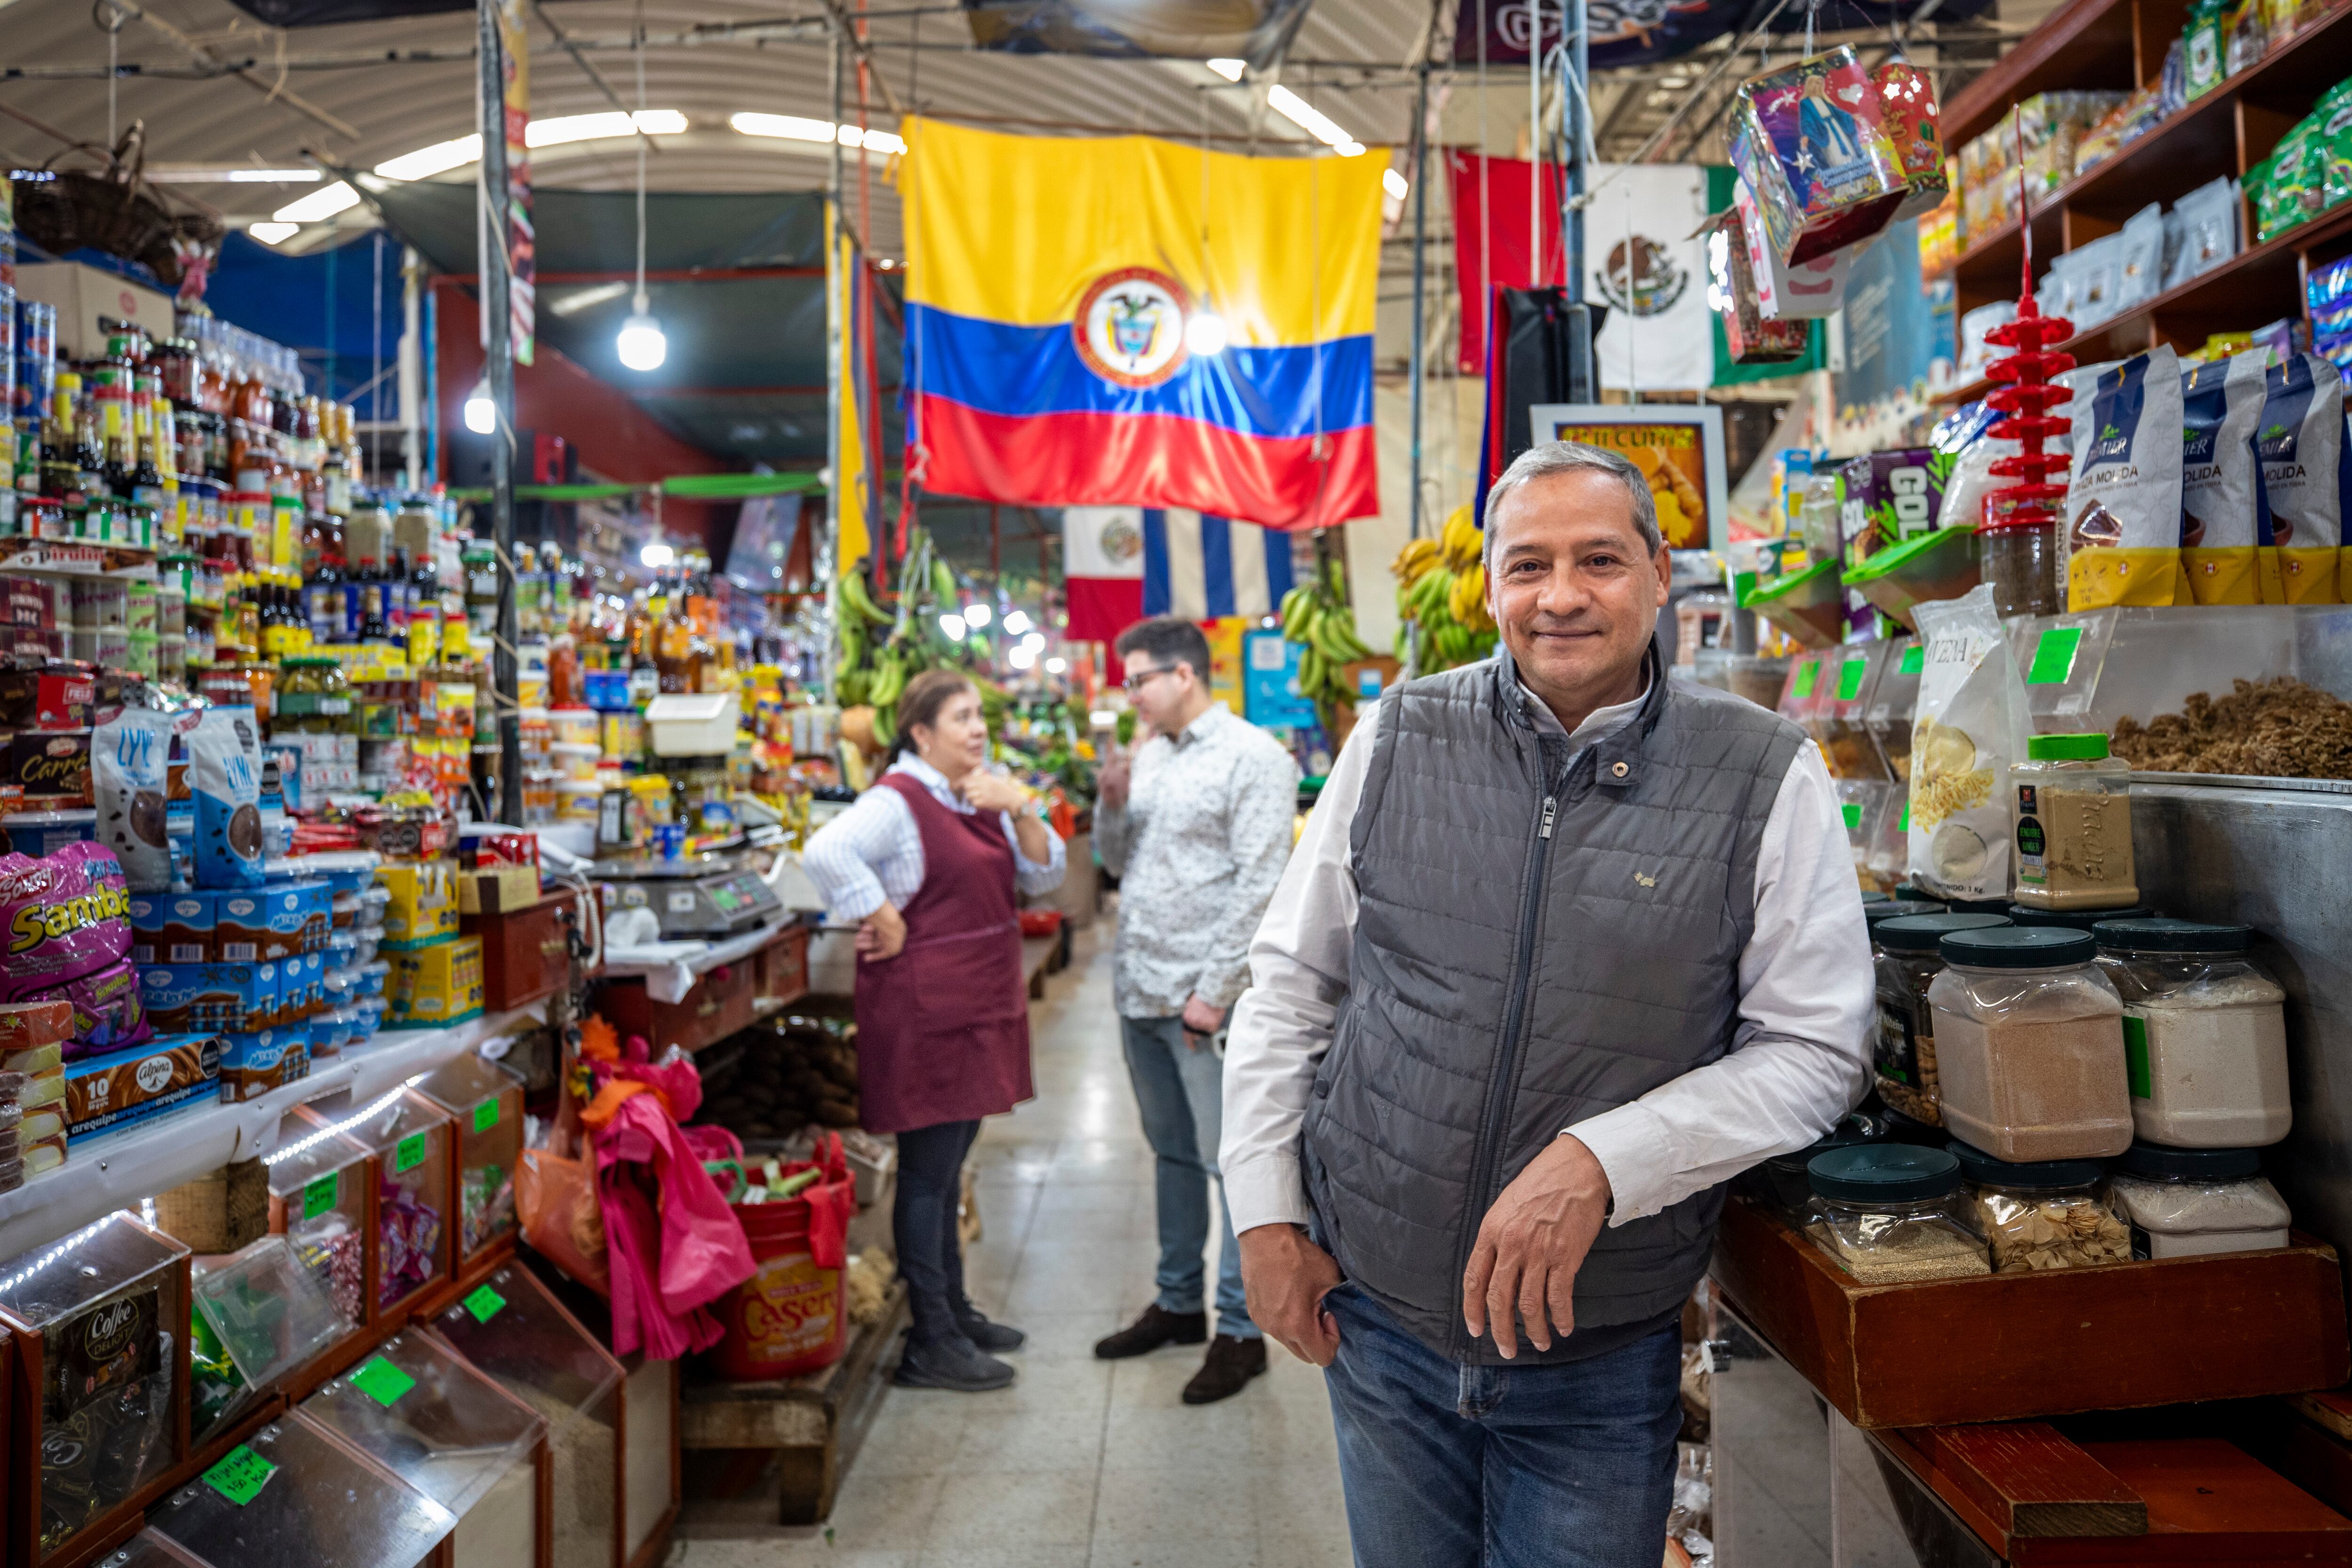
[1002,609,1033,636]
[463,380,496,435]
[963,602,992,628]
[939,614,968,641]
[617,294,667,371]
[1185,310,1229,356]
[641,539,675,568]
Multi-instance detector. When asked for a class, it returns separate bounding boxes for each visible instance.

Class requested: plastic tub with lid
[1949,1140,2129,1272]
[1803,1144,1990,1283]
[2109,1142,2291,1258]
[2094,918,2290,1149]
[2009,732,2138,911]
[1928,925,2131,1163]
[1871,912,2010,1127]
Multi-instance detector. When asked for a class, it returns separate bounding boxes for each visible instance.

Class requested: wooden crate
[679,1283,908,1526]
[602,938,770,1053]
[1711,1198,2352,1429]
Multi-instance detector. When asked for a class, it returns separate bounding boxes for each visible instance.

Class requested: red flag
[1447,152,1567,374]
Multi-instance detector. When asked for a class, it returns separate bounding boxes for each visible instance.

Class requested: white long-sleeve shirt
[801,753,1065,922]
[1221,677,1875,1238]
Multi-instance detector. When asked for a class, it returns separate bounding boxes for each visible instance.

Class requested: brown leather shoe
[1182,1334,1268,1404]
[1094,1305,1208,1360]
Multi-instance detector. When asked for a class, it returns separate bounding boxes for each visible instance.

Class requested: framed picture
[1525,404,1730,554]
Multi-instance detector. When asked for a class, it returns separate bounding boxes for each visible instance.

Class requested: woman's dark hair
[1113,616,1212,683]
[890,668,979,760]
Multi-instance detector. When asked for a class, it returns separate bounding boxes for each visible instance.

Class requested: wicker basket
[14,123,225,289]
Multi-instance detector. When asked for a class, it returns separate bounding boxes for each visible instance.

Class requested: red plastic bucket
[711,1174,857,1380]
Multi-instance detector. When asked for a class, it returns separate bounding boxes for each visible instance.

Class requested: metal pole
[399,245,423,492]
[1407,60,1429,543]
[826,17,842,590]
[1562,0,1586,305]
[479,0,523,825]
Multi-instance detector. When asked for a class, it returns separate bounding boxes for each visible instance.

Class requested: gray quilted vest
[1301,647,1804,1364]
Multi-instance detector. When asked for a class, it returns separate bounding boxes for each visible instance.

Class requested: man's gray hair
[1482,440,1662,566]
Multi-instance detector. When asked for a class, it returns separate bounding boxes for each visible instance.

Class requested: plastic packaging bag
[92,707,171,894]
[2065,346,2187,609]
[2180,349,2273,602]
[2114,203,2165,311]
[2165,177,2239,289]
[1934,402,2018,531]
[189,706,264,889]
[518,1144,611,1296]
[1908,584,2029,899]
[2253,351,2350,603]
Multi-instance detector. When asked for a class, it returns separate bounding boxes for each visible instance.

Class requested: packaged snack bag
[92,706,171,893]
[2065,347,2188,609]
[190,706,264,889]
[2180,350,2273,603]
[0,842,147,1058]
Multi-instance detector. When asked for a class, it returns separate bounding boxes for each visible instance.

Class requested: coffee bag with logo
[2065,346,2187,609]
[2179,349,2272,603]
[2252,351,2350,603]
[190,705,264,890]
[92,707,171,893]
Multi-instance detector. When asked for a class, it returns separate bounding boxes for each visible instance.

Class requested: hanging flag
[1448,154,1712,391]
[1143,510,1297,621]
[901,117,1383,531]
[1062,507,1146,657]
[829,206,872,576]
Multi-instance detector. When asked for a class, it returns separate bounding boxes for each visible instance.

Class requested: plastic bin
[710,1153,857,1382]
[297,1090,453,1323]
[147,1412,454,1568]
[413,1053,526,1264]
[262,1120,372,1329]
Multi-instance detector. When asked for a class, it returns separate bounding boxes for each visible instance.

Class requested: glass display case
[430,1261,624,1568]
[83,1529,208,1568]
[146,1413,454,1568]
[1823,640,1894,782]
[624,1357,678,1566]
[295,1091,453,1325]
[300,1330,546,1568]
[413,1054,527,1266]
[262,1120,372,1331]
[0,1211,191,1568]
[1866,636,1923,784]
[189,1238,350,1443]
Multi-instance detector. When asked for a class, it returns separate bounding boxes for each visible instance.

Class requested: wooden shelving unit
[1931,0,2352,401]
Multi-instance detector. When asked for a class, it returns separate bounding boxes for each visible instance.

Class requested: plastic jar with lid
[2108,1142,2290,1258]
[1872,912,2011,1125]
[1949,1140,2130,1272]
[2010,733,2138,911]
[2093,917,2290,1148]
[1803,1144,1990,1283]
[1737,1116,1875,1227]
[1979,519,2062,618]
[2008,902,2155,932]
[1929,925,2132,1162]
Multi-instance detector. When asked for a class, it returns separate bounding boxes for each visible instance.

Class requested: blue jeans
[1118,1015,1257,1338]
[1322,1282,1681,1568]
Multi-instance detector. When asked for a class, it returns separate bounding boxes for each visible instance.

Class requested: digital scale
[597,852,786,938]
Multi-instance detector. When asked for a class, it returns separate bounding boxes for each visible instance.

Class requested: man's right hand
[1097,746,1132,809]
[1239,1223,1343,1367]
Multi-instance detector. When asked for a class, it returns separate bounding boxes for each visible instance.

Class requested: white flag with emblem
[1585,165,1714,393]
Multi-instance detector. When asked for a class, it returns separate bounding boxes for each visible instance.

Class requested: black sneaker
[895,1335,1017,1393]
[1182,1335,1268,1404]
[1094,1304,1208,1360]
[954,1306,1028,1353]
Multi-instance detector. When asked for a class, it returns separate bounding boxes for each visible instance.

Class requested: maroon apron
[851,772,1034,1134]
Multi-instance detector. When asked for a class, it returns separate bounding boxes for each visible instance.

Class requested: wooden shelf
[1941,0,2153,147]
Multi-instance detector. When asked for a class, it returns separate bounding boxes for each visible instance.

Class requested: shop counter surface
[0,1008,540,1262]
[1710,1198,2351,1429]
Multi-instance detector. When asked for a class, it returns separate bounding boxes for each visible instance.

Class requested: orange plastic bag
[518,1144,611,1297]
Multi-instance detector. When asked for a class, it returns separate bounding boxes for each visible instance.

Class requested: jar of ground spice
[2010,733,2139,911]
[2092,918,2290,1149]
[1803,1144,1990,1283]
[2109,1142,2291,1258]
[1949,1140,2130,1272]
[1929,925,2132,1162]
[1873,912,2012,1126]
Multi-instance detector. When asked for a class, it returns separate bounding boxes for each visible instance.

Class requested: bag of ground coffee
[2065,346,2186,609]
[2179,350,2273,603]
[2253,352,2350,604]
[92,707,171,893]
[190,706,264,890]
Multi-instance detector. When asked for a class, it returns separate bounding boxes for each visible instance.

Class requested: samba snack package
[2179,350,2273,603]
[190,706,264,889]
[2252,352,2351,603]
[0,842,149,1059]
[1908,585,2029,901]
[92,707,171,893]
[2065,346,2187,609]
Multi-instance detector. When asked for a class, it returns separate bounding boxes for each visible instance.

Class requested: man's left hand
[1180,994,1225,1038]
[1461,1133,1612,1358]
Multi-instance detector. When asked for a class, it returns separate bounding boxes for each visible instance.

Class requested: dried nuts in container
[1951,1140,2130,1272]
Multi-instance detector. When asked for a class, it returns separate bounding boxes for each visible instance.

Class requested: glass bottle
[407,552,439,670]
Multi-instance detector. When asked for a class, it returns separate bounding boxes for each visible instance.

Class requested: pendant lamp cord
[633,0,648,317]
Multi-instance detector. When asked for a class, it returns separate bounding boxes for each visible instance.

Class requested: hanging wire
[631,0,648,317]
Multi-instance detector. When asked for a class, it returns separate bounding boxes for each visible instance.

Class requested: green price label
[204,1445,277,1506]
[1841,801,1863,831]
[1898,644,1925,676]
[1793,662,1821,698]
[2026,625,2086,686]
[1899,799,1912,832]
[2122,1015,2152,1099]
[1837,658,1867,701]
[473,1099,501,1134]
[464,1284,508,1324]
[302,1172,338,1220]
[394,1133,427,1173]
[351,1356,417,1408]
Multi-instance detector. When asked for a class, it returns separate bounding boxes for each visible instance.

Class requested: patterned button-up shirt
[1095,703,1301,1018]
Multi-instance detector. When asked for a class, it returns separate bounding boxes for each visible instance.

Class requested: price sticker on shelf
[2026,625,2086,686]
[351,1356,417,1407]
[464,1284,508,1324]
[1793,661,1820,698]
[1837,658,1867,701]
[394,1133,427,1173]
[474,1100,501,1134]
[303,1172,338,1220]
[1898,644,1925,676]
[1841,801,1862,831]
[204,1445,277,1506]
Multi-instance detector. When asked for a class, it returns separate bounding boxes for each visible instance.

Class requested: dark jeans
[895,1117,982,1346]
[1322,1282,1682,1568]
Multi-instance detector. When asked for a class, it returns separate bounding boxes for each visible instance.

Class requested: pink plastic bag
[0,844,145,1059]
[594,1090,755,1359]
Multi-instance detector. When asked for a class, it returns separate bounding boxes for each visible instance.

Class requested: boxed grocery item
[217,1028,307,1101]
[64,1030,222,1139]
[0,665,94,729]
[139,961,274,1034]
[10,727,91,805]
[1730,46,1909,265]
[377,860,457,950]
[255,878,318,961]
[386,934,484,1029]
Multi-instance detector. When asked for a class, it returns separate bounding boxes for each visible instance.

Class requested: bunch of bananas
[834,526,975,754]
[1280,561,1375,734]
[1392,506,1499,673]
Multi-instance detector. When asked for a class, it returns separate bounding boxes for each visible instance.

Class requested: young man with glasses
[1092,616,1302,1403]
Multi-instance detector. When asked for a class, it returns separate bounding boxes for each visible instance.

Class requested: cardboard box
[14,261,177,360]
[139,961,274,1033]
[255,880,313,961]
[8,727,89,805]
[217,1029,308,1101]
[378,861,458,949]
[64,1031,223,1140]
[385,934,483,1029]
[459,864,541,915]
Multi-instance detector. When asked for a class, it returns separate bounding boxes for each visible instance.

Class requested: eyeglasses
[1122,665,1180,694]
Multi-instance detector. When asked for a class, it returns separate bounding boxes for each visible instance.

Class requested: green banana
[873,705,896,752]
[932,558,957,607]
[1299,645,1325,696]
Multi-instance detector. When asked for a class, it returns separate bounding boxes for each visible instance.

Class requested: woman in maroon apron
[802,669,1064,1391]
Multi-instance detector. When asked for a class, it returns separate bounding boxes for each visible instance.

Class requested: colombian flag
[901,117,1384,531]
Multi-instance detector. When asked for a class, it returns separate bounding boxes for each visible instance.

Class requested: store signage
[204,1445,277,1505]
[464,1285,508,1324]
[394,1132,428,1172]
[303,1172,338,1220]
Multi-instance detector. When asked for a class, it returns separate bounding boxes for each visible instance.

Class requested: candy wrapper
[1874,61,1948,220]
[377,1178,444,1308]
[1730,46,1908,265]
[0,844,145,1061]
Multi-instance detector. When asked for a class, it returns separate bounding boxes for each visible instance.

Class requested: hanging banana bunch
[1391,505,1499,676]
[1279,557,1375,736]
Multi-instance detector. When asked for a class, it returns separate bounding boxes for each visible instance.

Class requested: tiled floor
[676,918,1355,1568]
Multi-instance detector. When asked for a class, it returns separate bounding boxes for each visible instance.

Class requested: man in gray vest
[1222,441,1873,1566]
